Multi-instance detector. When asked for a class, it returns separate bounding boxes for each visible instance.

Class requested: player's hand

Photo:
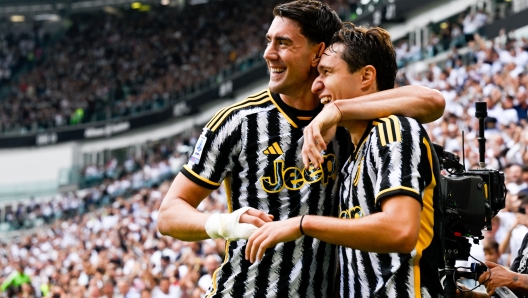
[239,208,274,228]
[205,207,274,241]
[245,217,303,263]
[478,261,515,296]
[302,103,341,169]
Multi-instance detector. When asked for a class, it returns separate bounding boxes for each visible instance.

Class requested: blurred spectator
[197,254,221,294]
[507,164,527,195]
[0,262,32,296]
[117,278,140,298]
[151,277,182,298]
[0,0,288,134]
[2,2,528,297]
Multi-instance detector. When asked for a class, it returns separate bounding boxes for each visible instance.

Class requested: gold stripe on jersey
[263,142,284,155]
[413,137,437,297]
[206,240,231,298]
[375,120,388,147]
[374,186,419,204]
[267,90,298,128]
[353,132,371,161]
[205,106,228,129]
[272,142,283,154]
[206,90,267,129]
[206,176,234,298]
[374,116,402,147]
[182,165,221,187]
[205,90,269,132]
[382,117,394,143]
[225,175,233,213]
[353,158,363,186]
[388,115,402,142]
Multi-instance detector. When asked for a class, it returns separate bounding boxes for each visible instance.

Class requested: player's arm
[245,194,421,262]
[158,173,273,241]
[158,173,214,241]
[335,85,445,124]
[303,85,444,168]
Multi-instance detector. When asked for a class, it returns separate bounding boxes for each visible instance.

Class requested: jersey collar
[269,91,323,128]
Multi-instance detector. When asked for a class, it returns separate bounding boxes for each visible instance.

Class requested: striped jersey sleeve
[372,115,433,207]
[338,115,444,297]
[181,91,271,189]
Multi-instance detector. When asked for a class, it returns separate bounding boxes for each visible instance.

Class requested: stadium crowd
[0,21,47,86]
[0,0,284,134]
[2,132,196,232]
[0,0,503,135]
[3,0,528,297]
[4,30,528,293]
[402,31,528,271]
[0,128,231,298]
[0,0,378,136]
[395,7,491,68]
[1,181,230,298]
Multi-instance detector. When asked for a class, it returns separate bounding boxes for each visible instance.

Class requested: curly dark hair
[273,0,342,46]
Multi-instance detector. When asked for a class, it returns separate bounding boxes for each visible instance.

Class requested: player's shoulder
[374,114,417,124]
[372,115,421,132]
[371,115,423,146]
[204,89,274,132]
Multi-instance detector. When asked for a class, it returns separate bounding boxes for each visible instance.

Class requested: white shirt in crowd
[151,285,183,298]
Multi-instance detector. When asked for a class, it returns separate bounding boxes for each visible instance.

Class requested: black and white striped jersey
[338,115,444,298]
[181,89,351,298]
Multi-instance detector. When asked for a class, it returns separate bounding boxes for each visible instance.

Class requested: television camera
[434,102,506,298]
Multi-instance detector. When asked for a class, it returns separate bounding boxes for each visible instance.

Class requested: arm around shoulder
[335,85,445,124]
[400,85,445,123]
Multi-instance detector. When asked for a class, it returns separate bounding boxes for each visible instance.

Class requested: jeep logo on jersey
[339,206,364,219]
[260,154,337,193]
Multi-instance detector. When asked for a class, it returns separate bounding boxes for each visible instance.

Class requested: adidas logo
[263,142,284,155]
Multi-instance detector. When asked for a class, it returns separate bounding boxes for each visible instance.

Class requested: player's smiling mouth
[270,67,286,74]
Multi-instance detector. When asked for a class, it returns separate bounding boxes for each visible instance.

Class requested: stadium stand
[2,0,528,296]
[0,0,284,135]
[0,0,358,138]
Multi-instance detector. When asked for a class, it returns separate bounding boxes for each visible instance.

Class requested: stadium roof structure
[352,0,442,26]
[0,0,161,17]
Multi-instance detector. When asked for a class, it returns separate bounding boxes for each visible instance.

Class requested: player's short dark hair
[273,0,342,47]
[328,22,397,91]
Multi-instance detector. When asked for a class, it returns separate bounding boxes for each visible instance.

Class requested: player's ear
[311,42,325,67]
[361,65,377,90]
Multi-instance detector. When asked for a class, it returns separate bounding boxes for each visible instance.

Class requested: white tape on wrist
[204,207,258,241]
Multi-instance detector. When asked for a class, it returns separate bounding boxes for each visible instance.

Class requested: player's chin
[268,81,283,94]
[268,77,288,94]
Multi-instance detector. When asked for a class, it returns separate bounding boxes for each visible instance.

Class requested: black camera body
[436,149,505,267]
[440,168,505,243]
[435,102,506,298]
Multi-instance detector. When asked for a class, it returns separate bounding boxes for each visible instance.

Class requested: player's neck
[344,120,370,147]
[280,92,319,111]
